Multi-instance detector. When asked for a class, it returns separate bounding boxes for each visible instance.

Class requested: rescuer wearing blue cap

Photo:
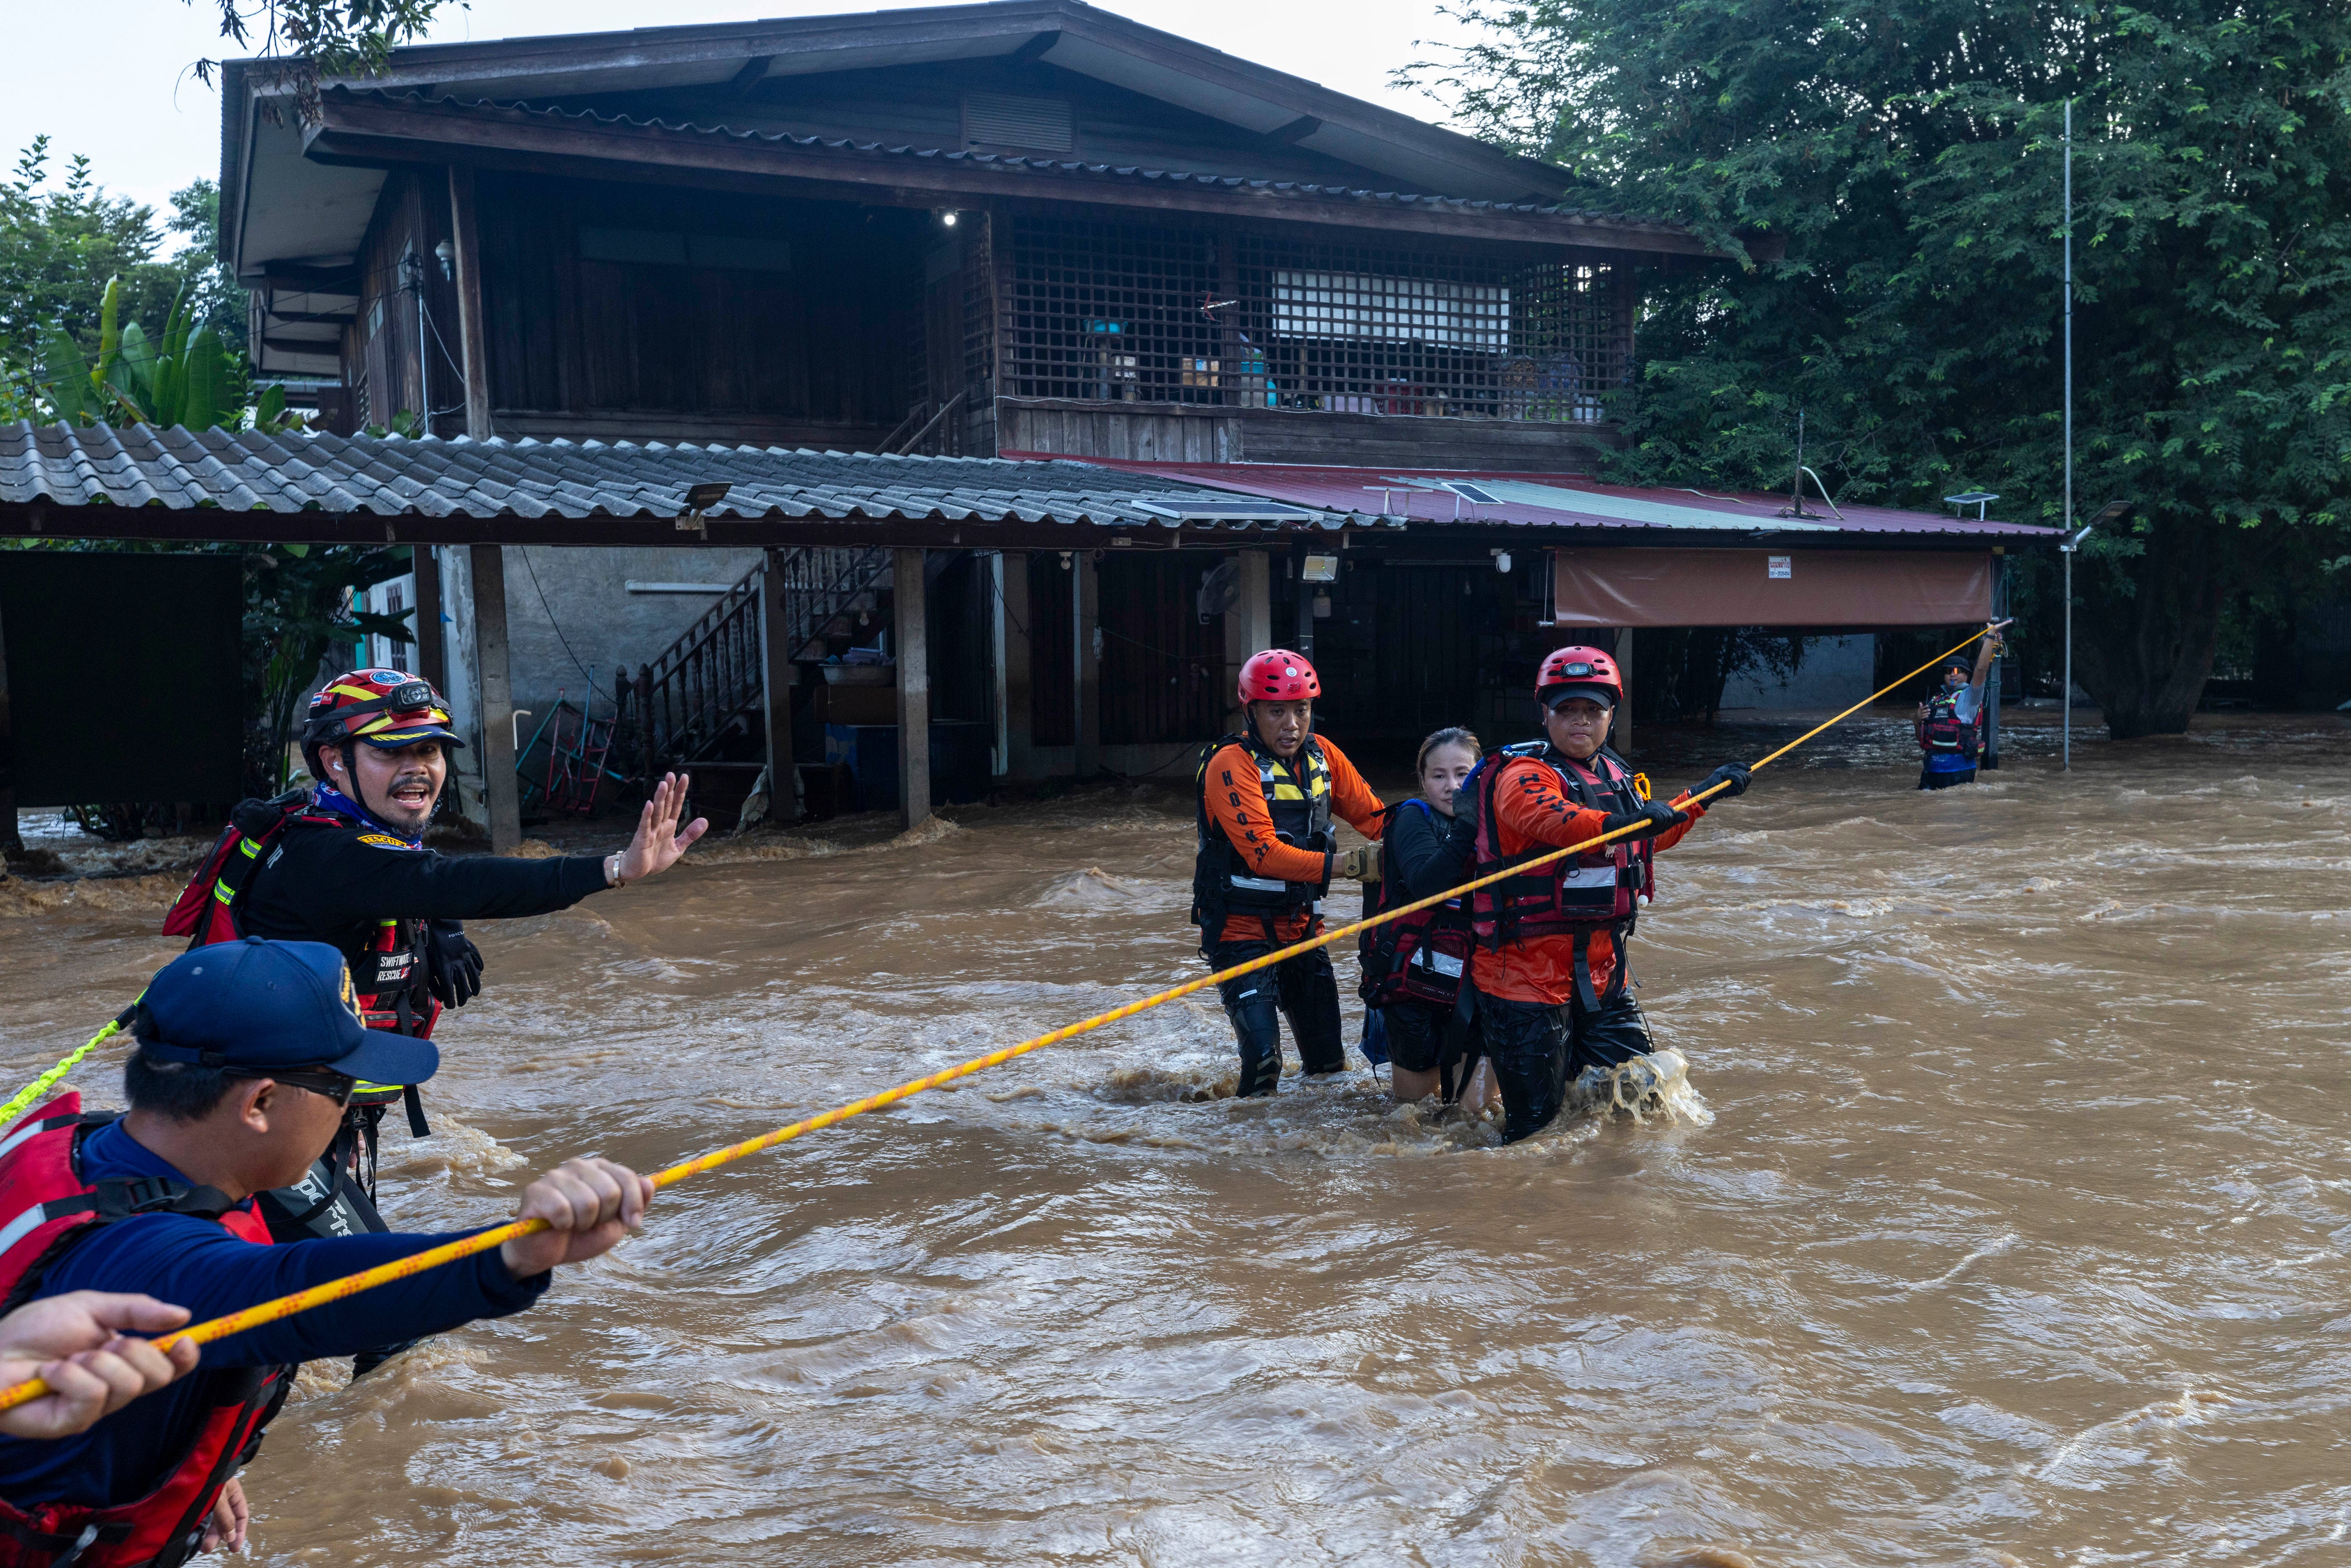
[0,939,654,1559]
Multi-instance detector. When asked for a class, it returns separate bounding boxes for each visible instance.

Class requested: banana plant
[36,276,243,431]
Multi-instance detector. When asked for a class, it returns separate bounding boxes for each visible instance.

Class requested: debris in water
[1572,1048,1714,1126]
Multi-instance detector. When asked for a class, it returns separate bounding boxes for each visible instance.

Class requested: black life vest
[0,1094,291,1568]
[1462,741,1654,950]
[1918,689,1981,760]
[1358,800,1474,1010]
[1190,731,1335,938]
[163,793,437,1117]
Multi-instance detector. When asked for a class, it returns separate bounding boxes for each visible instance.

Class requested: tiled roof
[1040,458,2063,540]
[342,91,1684,231]
[0,424,1369,529]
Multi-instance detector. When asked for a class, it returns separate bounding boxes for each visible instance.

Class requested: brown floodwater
[3,706,2348,1566]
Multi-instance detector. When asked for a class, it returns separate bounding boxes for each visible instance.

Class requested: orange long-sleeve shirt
[1468,755,1705,1006]
[1202,735,1386,945]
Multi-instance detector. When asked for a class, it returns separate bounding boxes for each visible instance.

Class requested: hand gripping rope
[0,624,2007,1414]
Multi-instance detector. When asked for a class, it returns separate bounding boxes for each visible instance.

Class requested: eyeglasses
[225,1066,359,1107]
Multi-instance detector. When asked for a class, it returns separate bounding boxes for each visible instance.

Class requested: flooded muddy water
[4,707,2349,1566]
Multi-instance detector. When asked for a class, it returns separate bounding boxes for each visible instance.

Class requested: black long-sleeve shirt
[239,816,610,950]
[1384,798,1475,902]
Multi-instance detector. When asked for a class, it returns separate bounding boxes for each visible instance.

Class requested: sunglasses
[225,1066,359,1108]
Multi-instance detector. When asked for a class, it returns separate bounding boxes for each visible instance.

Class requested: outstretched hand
[500,1157,656,1278]
[0,1292,201,1440]
[615,772,708,883]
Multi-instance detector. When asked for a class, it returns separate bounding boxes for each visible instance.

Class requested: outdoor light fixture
[434,239,455,280]
[1493,550,1513,574]
[1300,554,1339,582]
[676,481,732,539]
[940,210,959,227]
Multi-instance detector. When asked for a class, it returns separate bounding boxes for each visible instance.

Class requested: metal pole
[2062,97,2074,771]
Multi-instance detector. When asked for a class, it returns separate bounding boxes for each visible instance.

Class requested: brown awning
[1551,548,1994,628]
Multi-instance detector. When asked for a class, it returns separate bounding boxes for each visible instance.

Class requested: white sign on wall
[1768,556,1793,579]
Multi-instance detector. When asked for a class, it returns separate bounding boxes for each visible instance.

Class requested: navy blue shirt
[0,1122,551,1508]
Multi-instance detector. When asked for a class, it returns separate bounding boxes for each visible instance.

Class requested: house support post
[894,548,931,826]
[760,551,799,822]
[1221,548,1272,728]
[446,167,494,440]
[0,596,18,864]
[1616,626,1635,756]
[470,543,521,853]
[997,552,1033,779]
[412,545,446,693]
[1983,551,2007,769]
[1073,550,1099,780]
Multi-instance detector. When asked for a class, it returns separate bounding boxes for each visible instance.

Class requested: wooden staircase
[620,545,893,808]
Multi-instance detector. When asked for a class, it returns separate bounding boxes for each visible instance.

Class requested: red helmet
[1536,645,1623,710]
[303,670,467,753]
[1238,648,1321,705]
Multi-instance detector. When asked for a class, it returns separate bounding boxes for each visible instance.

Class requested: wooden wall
[1027,550,1076,746]
[466,173,928,446]
[1098,553,1223,745]
[343,168,463,435]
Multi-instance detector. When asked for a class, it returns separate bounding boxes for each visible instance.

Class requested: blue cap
[134,938,439,1088]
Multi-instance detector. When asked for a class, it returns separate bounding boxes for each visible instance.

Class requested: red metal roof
[1004,456,2056,541]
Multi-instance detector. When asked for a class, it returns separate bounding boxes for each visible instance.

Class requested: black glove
[1695,761,1752,800]
[426,920,484,1009]
[1598,802,1688,841]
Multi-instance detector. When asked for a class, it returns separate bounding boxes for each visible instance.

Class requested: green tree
[189,0,461,123]
[1422,0,2351,735]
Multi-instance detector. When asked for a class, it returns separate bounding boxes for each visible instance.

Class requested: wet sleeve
[274,830,610,927]
[1315,741,1389,838]
[43,1215,550,1369]
[1386,807,1471,901]
[1953,685,1984,723]
[1650,800,1708,855]
[1202,745,1332,885]
[1492,758,1615,851]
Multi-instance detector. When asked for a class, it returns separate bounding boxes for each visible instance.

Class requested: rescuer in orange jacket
[1461,645,1751,1141]
[1190,650,1387,1096]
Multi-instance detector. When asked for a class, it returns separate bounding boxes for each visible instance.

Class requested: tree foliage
[192,0,459,123]
[1419,0,2351,734]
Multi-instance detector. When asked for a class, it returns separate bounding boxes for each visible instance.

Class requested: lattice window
[998,217,1629,422]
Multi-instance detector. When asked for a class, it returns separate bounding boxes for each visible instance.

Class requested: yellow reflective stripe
[212,882,234,904]
[1268,782,1308,800]
[379,919,398,927]
[351,1081,404,1095]
[239,840,259,858]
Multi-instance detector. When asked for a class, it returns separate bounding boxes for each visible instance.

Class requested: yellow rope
[0,1021,124,1131]
[0,624,2006,1413]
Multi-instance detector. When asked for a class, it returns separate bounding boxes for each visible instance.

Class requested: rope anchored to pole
[0,624,2009,1414]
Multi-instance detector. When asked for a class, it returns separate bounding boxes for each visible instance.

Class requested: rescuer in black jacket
[164,668,705,1370]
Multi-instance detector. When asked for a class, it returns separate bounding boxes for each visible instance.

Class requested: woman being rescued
[1190,650,1386,1097]
[1359,728,1497,1115]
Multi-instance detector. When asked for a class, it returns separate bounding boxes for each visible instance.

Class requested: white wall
[496,545,768,719]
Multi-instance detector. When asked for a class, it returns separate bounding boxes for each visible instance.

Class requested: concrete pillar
[994,551,1036,779]
[1220,548,1272,729]
[894,547,931,825]
[1072,550,1100,780]
[1615,626,1635,757]
[469,543,522,853]
[760,550,799,821]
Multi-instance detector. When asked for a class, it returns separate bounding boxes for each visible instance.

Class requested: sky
[0,0,1487,243]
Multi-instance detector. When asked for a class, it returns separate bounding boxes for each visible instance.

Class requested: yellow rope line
[0,1021,123,1131]
[0,625,2005,1414]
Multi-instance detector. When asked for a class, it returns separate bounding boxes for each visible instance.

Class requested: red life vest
[0,1094,290,1568]
[163,795,439,1102]
[1918,690,1981,760]
[1463,741,1654,949]
[1358,800,1474,1010]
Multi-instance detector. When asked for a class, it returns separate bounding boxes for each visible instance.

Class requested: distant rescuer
[1191,650,1386,1097]
[1915,627,2004,789]
[162,670,703,1259]
[0,939,656,1563]
[1461,646,1750,1143]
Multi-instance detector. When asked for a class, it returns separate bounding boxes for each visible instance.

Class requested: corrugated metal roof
[1030,458,2061,540]
[0,424,1375,528]
[337,90,1687,230]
